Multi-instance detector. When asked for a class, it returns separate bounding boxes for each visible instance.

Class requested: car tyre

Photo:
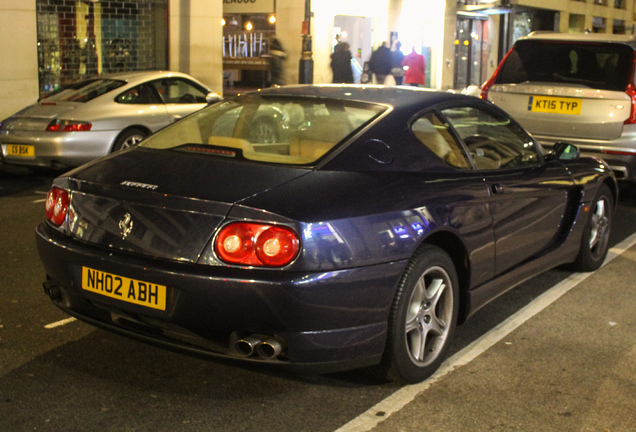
[570,183,613,272]
[375,245,459,384]
[112,128,147,152]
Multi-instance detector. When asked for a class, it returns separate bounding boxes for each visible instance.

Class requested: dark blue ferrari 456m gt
[36,85,616,383]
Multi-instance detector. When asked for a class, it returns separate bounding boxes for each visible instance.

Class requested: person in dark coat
[390,40,405,85]
[268,35,287,86]
[368,42,392,84]
[330,42,354,84]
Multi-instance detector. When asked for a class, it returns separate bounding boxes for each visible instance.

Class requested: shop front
[455,1,558,91]
[222,0,277,91]
[36,0,169,97]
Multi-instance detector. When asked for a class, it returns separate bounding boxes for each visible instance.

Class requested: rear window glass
[496,40,633,91]
[44,79,126,103]
[140,95,387,165]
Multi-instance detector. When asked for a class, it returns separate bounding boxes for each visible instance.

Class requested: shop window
[569,14,586,33]
[222,13,277,90]
[36,0,168,97]
[613,19,626,34]
[593,17,607,33]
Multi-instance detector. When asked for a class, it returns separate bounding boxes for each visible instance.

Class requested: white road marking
[33,190,47,204]
[335,232,636,432]
[44,317,77,329]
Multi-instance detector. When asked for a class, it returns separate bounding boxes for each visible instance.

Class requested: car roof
[99,70,210,88]
[238,84,477,109]
[520,31,636,48]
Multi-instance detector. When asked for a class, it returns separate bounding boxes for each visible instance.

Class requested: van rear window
[496,40,633,91]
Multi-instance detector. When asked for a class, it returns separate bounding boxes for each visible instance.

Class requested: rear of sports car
[482,33,636,181]
[35,93,400,373]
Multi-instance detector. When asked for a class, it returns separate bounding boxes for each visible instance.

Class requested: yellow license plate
[82,267,167,311]
[7,144,35,157]
[528,96,582,115]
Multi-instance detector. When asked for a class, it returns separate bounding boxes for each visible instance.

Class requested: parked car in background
[0,71,218,170]
[481,32,636,182]
[37,85,616,384]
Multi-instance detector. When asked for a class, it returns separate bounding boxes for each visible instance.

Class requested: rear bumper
[0,130,118,169]
[536,134,636,182]
[36,222,403,373]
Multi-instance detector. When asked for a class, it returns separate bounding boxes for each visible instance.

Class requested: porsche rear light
[45,187,69,227]
[46,119,92,132]
[215,222,300,267]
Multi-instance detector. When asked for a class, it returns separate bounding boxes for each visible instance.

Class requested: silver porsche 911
[0,71,217,170]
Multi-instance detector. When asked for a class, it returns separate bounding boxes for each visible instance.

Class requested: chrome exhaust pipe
[43,279,62,302]
[256,338,283,359]
[234,335,263,357]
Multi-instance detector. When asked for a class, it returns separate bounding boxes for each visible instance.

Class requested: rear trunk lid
[486,39,635,141]
[4,102,81,131]
[63,148,310,262]
[487,83,630,140]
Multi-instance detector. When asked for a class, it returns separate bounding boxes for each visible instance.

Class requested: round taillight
[255,226,299,267]
[45,187,69,227]
[215,222,300,267]
[215,223,255,262]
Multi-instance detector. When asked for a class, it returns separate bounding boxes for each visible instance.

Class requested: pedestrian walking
[331,42,354,84]
[390,40,405,85]
[368,42,392,84]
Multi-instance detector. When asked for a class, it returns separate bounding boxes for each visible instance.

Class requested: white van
[482,32,636,182]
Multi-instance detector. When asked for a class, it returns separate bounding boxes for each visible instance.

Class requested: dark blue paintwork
[36,85,617,374]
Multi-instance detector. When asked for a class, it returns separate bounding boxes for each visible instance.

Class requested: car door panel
[484,164,571,273]
[441,103,574,276]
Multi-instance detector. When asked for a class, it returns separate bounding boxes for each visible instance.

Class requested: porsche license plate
[82,267,167,310]
[6,144,35,157]
[528,96,582,115]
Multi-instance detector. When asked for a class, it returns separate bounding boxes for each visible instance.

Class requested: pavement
[340,238,636,432]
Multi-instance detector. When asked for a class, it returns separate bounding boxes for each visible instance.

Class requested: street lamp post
[298,0,313,84]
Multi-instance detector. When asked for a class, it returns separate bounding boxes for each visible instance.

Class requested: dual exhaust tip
[233,334,285,360]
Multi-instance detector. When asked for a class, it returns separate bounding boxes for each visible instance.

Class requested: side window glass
[149,78,208,104]
[115,84,159,104]
[411,113,470,169]
[442,106,540,170]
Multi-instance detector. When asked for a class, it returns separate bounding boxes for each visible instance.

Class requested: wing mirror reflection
[552,142,580,161]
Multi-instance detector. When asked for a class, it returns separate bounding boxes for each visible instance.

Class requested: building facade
[1,1,634,121]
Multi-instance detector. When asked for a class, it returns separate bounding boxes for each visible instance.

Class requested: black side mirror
[552,142,580,161]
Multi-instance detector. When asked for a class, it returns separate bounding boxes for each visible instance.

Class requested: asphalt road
[1,164,635,432]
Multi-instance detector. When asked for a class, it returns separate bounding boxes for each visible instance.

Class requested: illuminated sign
[223,0,274,14]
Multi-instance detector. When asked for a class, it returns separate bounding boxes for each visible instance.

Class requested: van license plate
[528,96,582,115]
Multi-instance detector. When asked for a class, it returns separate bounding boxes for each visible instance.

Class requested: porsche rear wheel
[570,183,613,272]
[377,245,459,384]
[112,128,147,152]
